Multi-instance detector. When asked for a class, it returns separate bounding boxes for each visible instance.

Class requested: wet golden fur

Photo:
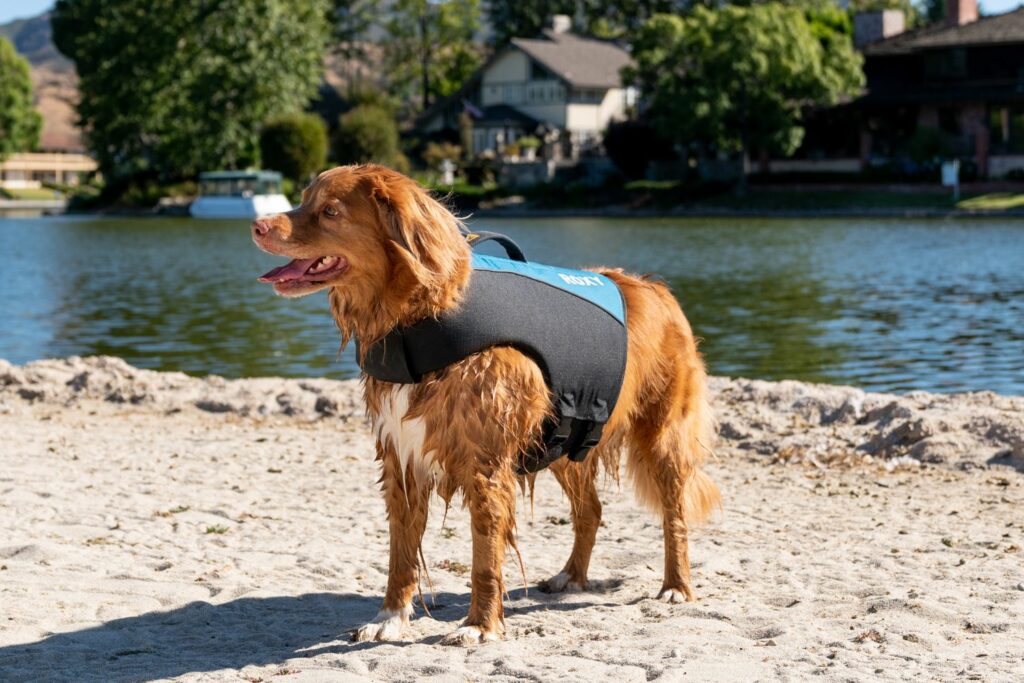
[253,164,720,645]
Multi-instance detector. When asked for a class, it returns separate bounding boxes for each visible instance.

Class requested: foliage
[332,104,408,171]
[486,0,575,45]
[919,0,945,25]
[0,36,42,160]
[603,120,677,179]
[259,113,329,183]
[848,0,921,27]
[906,127,950,164]
[486,0,691,45]
[330,0,374,60]
[343,83,400,115]
[626,5,864,164]
[384,0,484,112]
[583,0,692,39]
[422,142,462,171]
[52,0,329,183]
[517,136,541,149]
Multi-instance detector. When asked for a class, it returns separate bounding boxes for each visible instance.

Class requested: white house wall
[566,88,629,133]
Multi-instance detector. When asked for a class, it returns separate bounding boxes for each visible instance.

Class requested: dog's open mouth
[258,255,348,287]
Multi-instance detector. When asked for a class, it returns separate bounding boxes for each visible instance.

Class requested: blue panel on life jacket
[471,253,626,324]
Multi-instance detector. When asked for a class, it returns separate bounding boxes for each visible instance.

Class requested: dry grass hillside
[0,11,81,152]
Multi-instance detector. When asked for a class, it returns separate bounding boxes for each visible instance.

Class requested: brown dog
[252,164,719,645]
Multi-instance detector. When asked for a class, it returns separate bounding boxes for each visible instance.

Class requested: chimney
[853,10,906,47]
[550,15,572,34]
[946,0,978,26]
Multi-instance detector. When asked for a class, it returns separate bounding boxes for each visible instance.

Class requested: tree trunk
[419,12,430,112]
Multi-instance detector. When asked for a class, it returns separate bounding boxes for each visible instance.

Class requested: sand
[1,357,1022,682]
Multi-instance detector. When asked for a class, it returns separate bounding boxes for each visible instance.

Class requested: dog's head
[253,164,471,342]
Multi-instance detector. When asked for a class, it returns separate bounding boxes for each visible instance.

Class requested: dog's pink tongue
[258,257,319,283]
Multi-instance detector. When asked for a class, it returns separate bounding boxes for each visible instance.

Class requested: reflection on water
[1,215,1022,394]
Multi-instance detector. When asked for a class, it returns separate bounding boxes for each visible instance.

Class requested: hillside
[0,11,81,152]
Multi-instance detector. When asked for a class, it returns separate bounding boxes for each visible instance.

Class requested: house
[763,0,1024,179]
[855,0,1024,178]
[417,16,636,160]
[0,152,97,190]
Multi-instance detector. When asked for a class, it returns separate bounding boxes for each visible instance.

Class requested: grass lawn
[956,192,1024,210]
[0,186,63,201]
[695,188,963,211]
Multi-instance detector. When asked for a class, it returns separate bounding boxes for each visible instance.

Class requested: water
[1,214,1022,394]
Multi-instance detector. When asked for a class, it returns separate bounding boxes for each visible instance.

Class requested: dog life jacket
[357,232,628,473]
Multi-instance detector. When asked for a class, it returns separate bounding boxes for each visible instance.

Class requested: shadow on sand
[0,589,609,682]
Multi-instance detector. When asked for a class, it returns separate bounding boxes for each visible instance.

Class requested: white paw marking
[353,605,412,642]
[545,571,584,593]
[372,385,438,490]
[658,588,688,604]
[441,625,501,646]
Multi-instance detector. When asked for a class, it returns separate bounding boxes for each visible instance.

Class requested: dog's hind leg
[540,457,602,593]
[627,391,719,604]
[354,440,430,642]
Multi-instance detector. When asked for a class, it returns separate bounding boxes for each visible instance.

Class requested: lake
[1,214,1022,394]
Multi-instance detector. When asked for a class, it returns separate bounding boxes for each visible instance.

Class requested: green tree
[626,5,864,182]
[486,0,575,45]
[260,113,328,183]
[52,0,329,184]
[0,36,42,160]
[332,104,408,171]
[919,0,945,24]
[384,0,483,112]
[487,0,694,45]
[330,0,374,60]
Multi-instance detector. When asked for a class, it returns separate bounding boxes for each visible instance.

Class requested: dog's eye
[323,205,339,217]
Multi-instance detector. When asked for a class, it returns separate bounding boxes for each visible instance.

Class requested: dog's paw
[440,625,502,646]
[352,606,411,642]
[657,587,694,604]
[538,571,585,594]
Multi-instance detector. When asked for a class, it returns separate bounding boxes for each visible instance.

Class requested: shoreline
[2,356,1022,681]
[3,356,1021,471]
[19,204,1024,220]
[473,206,1024,219]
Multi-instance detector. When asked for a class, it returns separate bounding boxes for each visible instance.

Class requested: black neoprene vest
[358,232,628,473]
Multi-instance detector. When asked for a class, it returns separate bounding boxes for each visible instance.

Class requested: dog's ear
[365,175,421,260]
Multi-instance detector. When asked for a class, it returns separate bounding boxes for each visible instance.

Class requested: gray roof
[864,8,1024,55]
[510,30,633,89]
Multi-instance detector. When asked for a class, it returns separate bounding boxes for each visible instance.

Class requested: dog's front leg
[354,441,429,642]
[441,467,516,645]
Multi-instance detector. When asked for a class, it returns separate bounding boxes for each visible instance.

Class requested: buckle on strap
[547,417,574,446]
[568,421,604,462]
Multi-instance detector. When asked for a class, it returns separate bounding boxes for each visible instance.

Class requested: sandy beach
[1,356,1022,682]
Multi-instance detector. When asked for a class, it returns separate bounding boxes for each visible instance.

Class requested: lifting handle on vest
[462,230,527,262]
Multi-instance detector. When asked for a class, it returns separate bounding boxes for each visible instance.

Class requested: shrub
[259,113,328,183]
[603,121,676,179]
[906,127,950,164]
[332,105,408,172]
[423,142,462,172]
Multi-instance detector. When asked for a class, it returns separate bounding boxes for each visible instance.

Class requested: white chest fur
[371,384,438,489]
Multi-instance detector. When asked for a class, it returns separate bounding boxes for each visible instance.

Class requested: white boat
[189,170,292,219]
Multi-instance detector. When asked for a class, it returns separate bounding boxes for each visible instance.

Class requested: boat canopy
[198,170,283,197]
